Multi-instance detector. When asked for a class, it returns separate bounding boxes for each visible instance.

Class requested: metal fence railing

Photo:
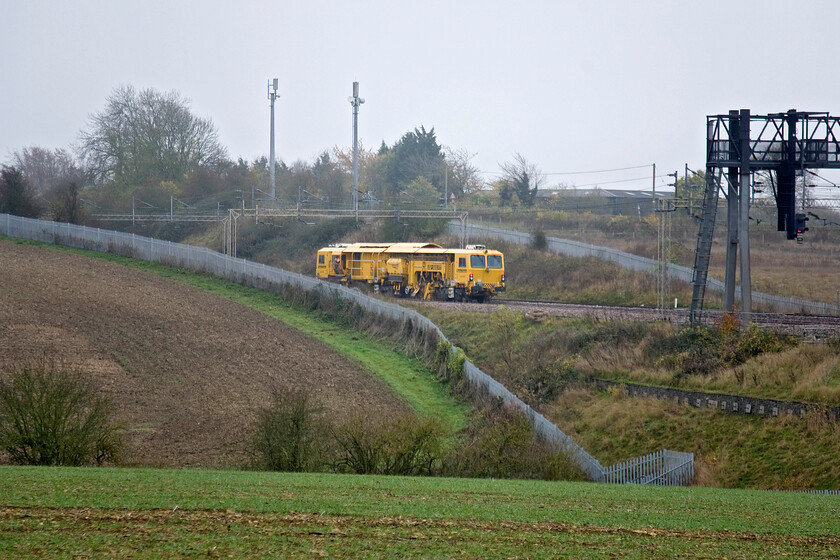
[455,222,840,316]
[2,214,693,485]
[602,449,695,486]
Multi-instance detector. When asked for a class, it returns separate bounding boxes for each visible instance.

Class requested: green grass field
[1,466,838,559]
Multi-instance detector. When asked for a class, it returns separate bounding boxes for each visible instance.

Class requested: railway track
[420,298,840,337]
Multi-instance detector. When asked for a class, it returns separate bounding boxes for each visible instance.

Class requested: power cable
[480,163,653,176]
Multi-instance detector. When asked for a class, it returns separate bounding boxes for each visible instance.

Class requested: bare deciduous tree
[12,146,81,197]
[49,181,88,224]
[500,153,545,207]
[78,85,227,187]
[444,147,484,198]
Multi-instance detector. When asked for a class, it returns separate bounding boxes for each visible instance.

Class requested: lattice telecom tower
[690,109,840,324]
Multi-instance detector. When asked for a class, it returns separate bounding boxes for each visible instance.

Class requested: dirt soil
[0,241,409,468]
[4,506,838,559]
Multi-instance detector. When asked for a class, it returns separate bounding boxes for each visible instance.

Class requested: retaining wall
[595,380,840,421]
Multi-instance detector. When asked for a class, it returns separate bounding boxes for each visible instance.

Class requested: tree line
[1,85,548,223]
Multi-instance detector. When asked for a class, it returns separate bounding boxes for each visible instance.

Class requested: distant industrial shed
[536,188,675,216]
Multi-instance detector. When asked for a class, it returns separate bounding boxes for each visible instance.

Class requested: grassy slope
[550,389,840,489]
[420,307,840,405]
[1,466,838,559]
[418,306,840,489]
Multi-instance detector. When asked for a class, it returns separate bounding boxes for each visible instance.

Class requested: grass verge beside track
[1,466,838,559]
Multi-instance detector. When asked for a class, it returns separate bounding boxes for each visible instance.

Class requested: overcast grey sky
[4,0,840,191]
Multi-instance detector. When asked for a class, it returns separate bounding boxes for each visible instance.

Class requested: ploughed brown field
[0,241,408,468]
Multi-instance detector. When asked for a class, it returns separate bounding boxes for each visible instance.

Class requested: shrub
[531,228,548,250]
[444,399,586,481]
[736,324,794,360]
[0,165,42,218]
[330,412,445,476]
[645,323,798,377]
[490,307,523,370]
[0,363,121,466]
[678,345,725,377]
[522,357,584,403]
[249,388,325,472]
[433,341,468,395]
[329,414,384,474]
[714,312,741,335]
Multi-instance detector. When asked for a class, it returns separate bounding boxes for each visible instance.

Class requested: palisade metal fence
[602,449,694,486]
[455,222,840,316]
[1,214,694,485]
